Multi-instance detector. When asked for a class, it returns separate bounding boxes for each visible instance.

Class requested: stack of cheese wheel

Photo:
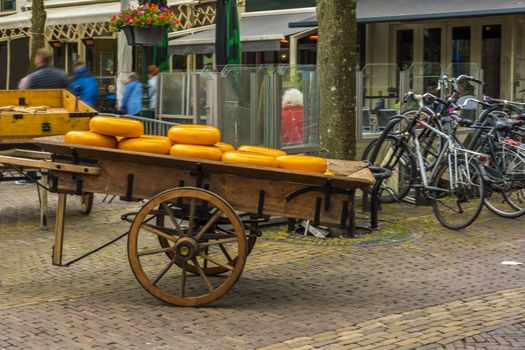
[65,116,145,150]
[168,125,224,161]
[277,155,328,174]
[221,145,283,168]
[65,119,332,175]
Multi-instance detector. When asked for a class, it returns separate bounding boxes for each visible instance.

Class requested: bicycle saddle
[442,115,474,127]
[494,119,523,132]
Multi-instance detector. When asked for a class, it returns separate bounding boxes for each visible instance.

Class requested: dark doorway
[396,29,414,71]
[9,38,30,89]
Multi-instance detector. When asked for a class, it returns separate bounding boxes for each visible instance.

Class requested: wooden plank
[52,194,67,266]
[0,155,100,174]
[0,90,63,108]
[35,136,375,189]
[49,159,355,227]
[0,149,52,159]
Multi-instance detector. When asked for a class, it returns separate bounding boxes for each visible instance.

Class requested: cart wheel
[80,193,94,215]
[157,213,256,276]
[128,187,247,306]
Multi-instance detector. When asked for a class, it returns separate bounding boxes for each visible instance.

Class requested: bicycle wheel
[430,159,486,230]
[364,135,416,203]
[484,148,525,218]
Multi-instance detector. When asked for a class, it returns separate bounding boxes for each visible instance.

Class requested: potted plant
[110,2,181,46]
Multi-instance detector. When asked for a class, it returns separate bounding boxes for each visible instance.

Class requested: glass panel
[482,25,502,98]
[171,55,187,71]
[451,26,471,76]
[423,28,442,89]
[67,43,79,75]
[408,62,443,94]
[1,0,16,11]
[278,65,319,151]
[196,54,213,70]
[95,76,116,113]
[158,72,190,120]
[221,66,270,146]
[397,30,414,71]
[361,64,400,134]
[53,45,66,71]
[98,53,115,76]
[514,18,525,101]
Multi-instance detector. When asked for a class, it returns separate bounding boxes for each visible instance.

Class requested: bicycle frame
[411,117,485,192]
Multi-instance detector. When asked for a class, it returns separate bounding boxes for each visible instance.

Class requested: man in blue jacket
[120,72,143,116]
[69,62,99,107]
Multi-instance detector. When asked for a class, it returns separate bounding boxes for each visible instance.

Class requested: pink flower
[138,11,144,15]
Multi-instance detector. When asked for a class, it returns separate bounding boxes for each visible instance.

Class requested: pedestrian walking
[69,62,99,107]
[119,72,143,116]
[148,65,160,113]
[16,49,68,185]
[26,49,68,89]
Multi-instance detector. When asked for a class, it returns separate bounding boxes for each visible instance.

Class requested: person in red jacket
[281,88,304,144]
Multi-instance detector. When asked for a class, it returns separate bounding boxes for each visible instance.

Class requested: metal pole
[355,70,363,142]
[140,46,153,118]
[191,73,202,124]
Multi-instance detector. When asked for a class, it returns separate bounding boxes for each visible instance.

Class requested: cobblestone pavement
[1,182,525,349]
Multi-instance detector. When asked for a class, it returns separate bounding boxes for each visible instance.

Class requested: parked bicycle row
[363,74,525,230]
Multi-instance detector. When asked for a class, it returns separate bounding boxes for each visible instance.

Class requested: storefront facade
[0,0,217,91]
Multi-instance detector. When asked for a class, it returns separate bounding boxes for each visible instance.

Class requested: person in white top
[147,65,160,112]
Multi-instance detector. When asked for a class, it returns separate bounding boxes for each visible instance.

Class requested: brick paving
[1,182,525,349]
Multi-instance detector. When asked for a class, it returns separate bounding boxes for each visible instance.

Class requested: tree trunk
[316,0,357,160]
[29,0,47,72]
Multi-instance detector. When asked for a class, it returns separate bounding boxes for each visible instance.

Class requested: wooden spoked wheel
[80,193,94,215]
[128,187,247,307]
[157,214,257,276]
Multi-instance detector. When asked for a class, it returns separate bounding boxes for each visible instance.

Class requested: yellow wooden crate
[0,89,97,144]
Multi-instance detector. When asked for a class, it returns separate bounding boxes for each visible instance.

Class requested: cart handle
[0,155,100,175]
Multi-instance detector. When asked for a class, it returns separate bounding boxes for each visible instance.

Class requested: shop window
[1,0,16,12]
[196,54,213,70]
[452,27,471,76]
[482,25,501,98]
[98,53,115,76]
[396,29,413,71]
[423,28,442,89]
[53,44,66,71]
[171,55,187,71]
[67,43,79,74]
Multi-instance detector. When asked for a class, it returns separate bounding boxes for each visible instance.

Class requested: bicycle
[367,92,487,229]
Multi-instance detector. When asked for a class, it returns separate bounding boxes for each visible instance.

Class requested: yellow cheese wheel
[277,155,328,173]
[65,131,117,148]
[90,116,144,138]
[237,145,286,157]
[214,142,235,152]
[170,144,223,161]
[222,151,278,168]
[119,136,172,155]
[168,125,220,146]
[324,170,335,176]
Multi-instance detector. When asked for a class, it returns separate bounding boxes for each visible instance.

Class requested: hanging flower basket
[111,2,181,47]
[122,26,165,46]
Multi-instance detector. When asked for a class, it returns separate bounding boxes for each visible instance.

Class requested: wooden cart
[0,89,97,218]
[0,89,96,147]
[4,136,375,307]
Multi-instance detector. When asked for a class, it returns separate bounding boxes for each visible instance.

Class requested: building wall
[364,15,515,100]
